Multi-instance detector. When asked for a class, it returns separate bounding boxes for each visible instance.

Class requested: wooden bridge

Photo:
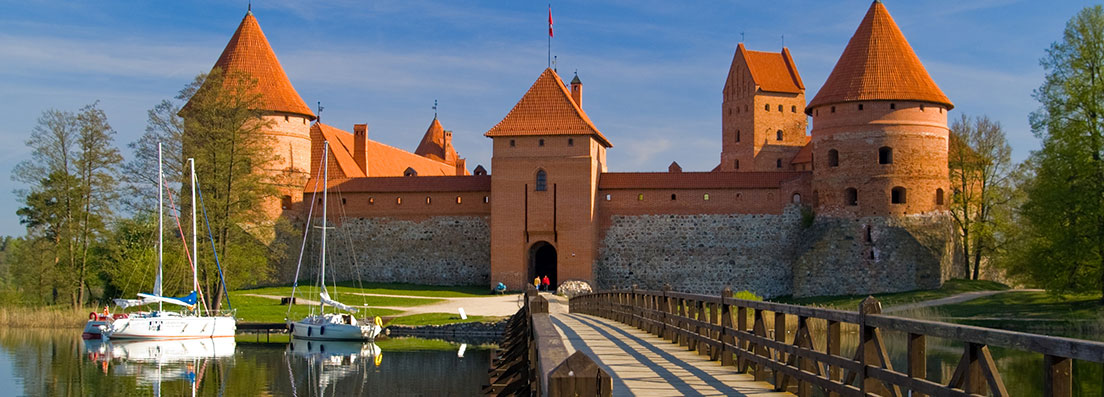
[487,287,1104,397]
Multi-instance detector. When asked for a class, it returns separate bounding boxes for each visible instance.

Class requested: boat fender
[307,327,312,337]
[289,323,294,332]
[89,312,97,320]
[374,316,383,328]
[320,326,325,335]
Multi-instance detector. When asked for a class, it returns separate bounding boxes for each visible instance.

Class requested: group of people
[533,275,552,292]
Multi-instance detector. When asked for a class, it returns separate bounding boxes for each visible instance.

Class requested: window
[920,105,925,112]
[637,193,644,201]
[791,105,797,113]
[865,225,873,242]
[778,105,783,112]
[568,138,574,146]
[539,139,545,147]
[670,194,677,201]
[891,187,907,204]
[858,103,864,111]
[456,196,462,204]
[890,103,896,109]
[734,159,739,169]
[879,146,893,164]
[280,195,292,210]
[510,139,515,147]
[845,188,858,206]
[397,197,403,205]
[404,167,417,177]
[341,198,346,205]
[831,106,836,113]
[776,130,783,141]
[936,188,945,205]
[426,196,432,204]
[776,158,782,168]
[736,130,741,142]
[828,149,839,167]
[765,104,770,111]
[368,197,375,205]
[703,193,710,201]
[483,196,490,203]
[605,194,611,201]
[284,115,289,122]
[535,170,547,191]
[792,193,801,203]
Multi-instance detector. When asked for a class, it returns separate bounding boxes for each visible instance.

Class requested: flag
[548,5,553,38]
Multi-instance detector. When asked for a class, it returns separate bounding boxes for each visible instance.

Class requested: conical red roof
[195,12,315,119]
[485,69,611,147]
[806,1,952,113]
[414,117,458,164]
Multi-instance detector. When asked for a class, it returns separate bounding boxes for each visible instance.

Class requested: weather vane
[317,101,324,122]
[433,99,438,118]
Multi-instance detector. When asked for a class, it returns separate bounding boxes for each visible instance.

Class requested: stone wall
[313,216,491,286]
[594,206,803,298]
[791,212,963,297]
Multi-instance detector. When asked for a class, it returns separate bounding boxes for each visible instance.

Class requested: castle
[189,1,961,298]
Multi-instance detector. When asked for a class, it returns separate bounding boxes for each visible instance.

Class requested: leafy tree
[1019,6,1104,299]
[948,114,1013,280]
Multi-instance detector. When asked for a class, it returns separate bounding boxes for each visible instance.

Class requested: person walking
[542,275,551,293]
[534,277,541,291]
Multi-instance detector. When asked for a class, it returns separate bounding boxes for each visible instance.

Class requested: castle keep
[189,1,961,298]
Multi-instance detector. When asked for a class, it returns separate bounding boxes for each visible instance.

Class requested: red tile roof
[807,1,952,113]
[414,117,458,164]
[599,171,808,190]
[734,44,804,94]
[790,137,813,164]
[306,122,466,189]
[197,12,315,118]
[485,69,612,147]
[306,175,491,193]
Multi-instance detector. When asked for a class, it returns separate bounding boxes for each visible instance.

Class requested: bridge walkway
[545,294,792,397]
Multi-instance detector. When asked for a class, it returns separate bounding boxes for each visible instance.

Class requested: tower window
[778,105,783,112]
[776,158,782,168]
[765,104,770,111]
[368,197,375,205]
[890,103,896,109]
[831,106,836,113]
[828,149,839,167]
[510,139,515,147]
[845,188,858,206]
[426,196,432,204]
[791,105,797,113]
[284,115,289,122]
[891,187,907,204]
[936,188,945,205]
[341,198,346,205]
[539,139,545,147]
[703,193,710,201]
[920,105,925,112]
[670,194,677,201]
[792,193,801,203]
[456,196,462,204]
[736,130,741,142]
[397,197,402,205]
[858,104,864,111]
[637,193,644,201]
[568,138,574,146]
[879,146,893,164]
[605,194,611,201]
[734,159,739,169]
[483,196,490,203]
[776,130,783,141]
[535,170,547,191]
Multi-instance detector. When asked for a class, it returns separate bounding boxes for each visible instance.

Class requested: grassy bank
[236,282,491,298]
[773,279,1010,309]
[0,305,96,328]
[385,313,503,326]
[930,290,1103,334]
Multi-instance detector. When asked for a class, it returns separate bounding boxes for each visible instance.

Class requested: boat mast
[319,141,329,315]
[157,143,163,313]
[190,158,198,314]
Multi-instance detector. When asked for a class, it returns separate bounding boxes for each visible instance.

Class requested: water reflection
[0,329,490,396]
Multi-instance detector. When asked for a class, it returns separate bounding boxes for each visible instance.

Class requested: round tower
[807,1,952,217]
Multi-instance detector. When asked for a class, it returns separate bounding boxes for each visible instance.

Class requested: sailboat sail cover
[136,291,199,308]
[113,297,157,309]
[320,291,358,313]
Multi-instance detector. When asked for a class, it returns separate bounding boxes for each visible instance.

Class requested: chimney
[353,123,368,174]
[455,158,467,176]
[570,73,582,107]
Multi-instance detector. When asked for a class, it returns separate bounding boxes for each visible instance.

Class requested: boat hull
[82,320,110,339]
[290,320,382,341]
[106,316,236,340]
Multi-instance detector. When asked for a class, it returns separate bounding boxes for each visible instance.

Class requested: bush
[734,290,763,301]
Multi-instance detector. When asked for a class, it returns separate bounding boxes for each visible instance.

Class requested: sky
[0,0,1096,237]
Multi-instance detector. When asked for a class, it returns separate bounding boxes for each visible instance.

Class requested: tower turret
[807,1,952,216]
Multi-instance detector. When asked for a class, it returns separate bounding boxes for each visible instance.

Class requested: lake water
[0,329,490,396]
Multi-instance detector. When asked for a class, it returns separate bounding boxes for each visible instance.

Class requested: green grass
[232,288,444,307]
[773,279,1010,309]
[231,293,403,323]
[935,290,1103,322]
[385,312,503,326]
[236,281,492,298]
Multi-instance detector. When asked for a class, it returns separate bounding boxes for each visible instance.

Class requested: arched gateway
[529,241,557,289]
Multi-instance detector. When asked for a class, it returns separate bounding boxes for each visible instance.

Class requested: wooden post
[548,351,613,397]
[1043,354,1072,397]
[827,319,841,397]
[662,285,672,341]
[908,333,927,397]
[859,296,890,396]
[720,288,734,367]
[737,305,748,372]
[773,311,786,389]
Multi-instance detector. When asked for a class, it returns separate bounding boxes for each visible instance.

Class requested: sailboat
[102,144,236,339]
[289,141,383,341]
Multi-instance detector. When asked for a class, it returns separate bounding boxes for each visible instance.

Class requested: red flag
[548,6,553,38]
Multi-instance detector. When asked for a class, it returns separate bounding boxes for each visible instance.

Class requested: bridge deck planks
[546,296,792,397]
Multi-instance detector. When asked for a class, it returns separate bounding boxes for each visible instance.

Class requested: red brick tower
[719,44,807,172]
[807,1,953,216]
[485,69,612,290]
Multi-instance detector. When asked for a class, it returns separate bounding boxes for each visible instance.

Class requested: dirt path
[882,289,1041,313]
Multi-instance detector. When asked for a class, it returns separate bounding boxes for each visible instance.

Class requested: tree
[1020,6,1104,300]
[948,114,1014,280]
[73,103,123,304]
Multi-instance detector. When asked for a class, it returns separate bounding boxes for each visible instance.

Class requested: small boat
[102,147,236,339]
[82,308,127,339]
[288,141,383,341]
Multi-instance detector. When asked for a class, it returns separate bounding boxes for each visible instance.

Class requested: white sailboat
[289,141,383,341]
[103,145,236,339]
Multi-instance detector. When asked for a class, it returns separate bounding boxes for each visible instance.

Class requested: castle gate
[529,241,557,289]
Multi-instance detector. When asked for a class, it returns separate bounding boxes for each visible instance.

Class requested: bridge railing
[569,287,1104,397]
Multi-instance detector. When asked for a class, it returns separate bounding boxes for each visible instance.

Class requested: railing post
[908,333,927,397]
[737,304,748,372]
[662,285,672,341]
[1043,354,1072,397]
[720,287,734,367]
[859,296,890,396]
[827,319,841,397]
[773,310,786,389]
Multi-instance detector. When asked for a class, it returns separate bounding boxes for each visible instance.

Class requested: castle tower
[807,1,953,216]
[485,69,612,290]
[719,43,807,172]
[188,11,316,220]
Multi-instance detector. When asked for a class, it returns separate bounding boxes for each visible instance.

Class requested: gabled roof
[414,117,458,164]
[806,1,952,113]
[485,68,612,147]
[307,123,465,188]
[790,137,814,164]
[727,43,804,94]
[195,12,315,119]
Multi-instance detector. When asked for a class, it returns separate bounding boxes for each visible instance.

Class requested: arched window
[936,188,945,205]
[425,196,432,204]
[397,197,403,205]
[776,158,782,168]
[535,170,547,191]
[456,196,462,204]
[792,193,801,203]
[765,104,770,111]
[776,130,783,141]
[509,139,516,147]
[879,146,893,164]
[605,194,611,201]
[670,194,677,201]
[280,195,292,210]
[845,188,858,206]
[778,104,783,112]
[830,106,836,113]
[858,103,864,111]
[828,149,839,167]
[568,138,574,146]
[791,105,797,113]
[404,167,418,177]
[539,139,545,147]
[891,187,907,204]
[368,197,375,205]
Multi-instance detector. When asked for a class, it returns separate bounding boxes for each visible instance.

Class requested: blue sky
[0,0,1094,237]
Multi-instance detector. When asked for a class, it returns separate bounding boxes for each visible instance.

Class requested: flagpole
[547,3,551,68]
